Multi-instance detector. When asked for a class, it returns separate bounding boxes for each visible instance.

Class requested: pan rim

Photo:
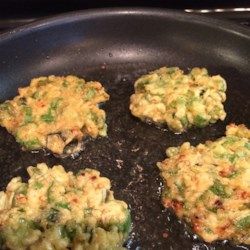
[0,7,249,43]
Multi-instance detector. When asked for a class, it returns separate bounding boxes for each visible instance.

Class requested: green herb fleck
[193,115,208,128]
[62,80,68,87]
[244,142,250,150]
[47,208,59,223]
[77,80,85,89]
[23,106,33,124]
[222,136,238,146]
[31,91,40,99]
[56,202,70,210]
[209,179,230,198]
[207,207,218,213]
[136,80,149,91]
[85,88,96,101]
[0,102,14,115]
[41,109,54,123]
[61,224,76,241]
[47,182,54,203]
[236,215,250,230]
[37,79,49,86]
[33,181,43,190]
[17,138,41,150]
[228,154,238,163]
[204,227,213,234]
[30,220,43,231]
[50,98,61,110]
[175,182,185,197]
[180,116,188,127]
[15,184,28,195]
[167,167,179,176]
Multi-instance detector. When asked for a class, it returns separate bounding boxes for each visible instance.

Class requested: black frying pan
[0,8,250,250]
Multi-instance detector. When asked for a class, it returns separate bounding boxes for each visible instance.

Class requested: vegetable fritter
[0,75,109,155]
[130,67,227,133]
[158,124,250,244]
[0,163,131,250]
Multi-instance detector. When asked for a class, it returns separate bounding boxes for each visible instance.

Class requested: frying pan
[0,8,250,250]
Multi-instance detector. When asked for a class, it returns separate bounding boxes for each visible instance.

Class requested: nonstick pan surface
[0,8,250,250]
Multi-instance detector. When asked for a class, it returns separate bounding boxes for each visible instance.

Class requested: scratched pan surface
[0,8,250,250]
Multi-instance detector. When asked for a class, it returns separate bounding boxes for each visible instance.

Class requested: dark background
[0,0,250,32]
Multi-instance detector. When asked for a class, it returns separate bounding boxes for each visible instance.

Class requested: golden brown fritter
[130,67,226,133]
[158,124,250,244]
[0,75,109,155]
[0,163,131,250]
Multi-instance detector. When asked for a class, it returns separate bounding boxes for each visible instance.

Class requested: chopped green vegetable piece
[236,215,250,230]
[207,207,218,213]
[204,227,213,234]
[85,88,96,101]
[166,67,178,74]
[228,154,238,163]
[61,224,76,241]
[31,91,40,99]
[33,182,43,190]
[0,102,14,115]
[244,142,250,150]
[37,79,49,86]
[180,116,188,127]
[47,182,54,203]
[41,99,60,123]
[47,208,59,223]
[162,186,171,199]
[23,106,33,124]
[56,202,70,210]
[62,80,68,87]
[193,115,208,128]
[30,220,43,231]
[17,138,41,150]
[136,80,149,91]
[16,184,28,195]
[77,80,85,89]
[222,136,238,146]
[118,212,131,233]
[175,182,185,197]
[50,98,61,110]
[209,179,230,198]
[167,167,179,176]
[90,112,100,124]
[41,109,54,123]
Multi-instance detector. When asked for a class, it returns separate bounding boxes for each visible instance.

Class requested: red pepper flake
[71,198,78,203]
[171,199,184,212]
[217,222,231,234]
[219,165,235,177]
[214,199,223,209]
[240,191,249,199]
[91,176,97,180]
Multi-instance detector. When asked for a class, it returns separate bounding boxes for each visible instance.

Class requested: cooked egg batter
[0,75,109,155]
[130,67,227,133]
[0,163,131,250]
[158,124,250,244]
